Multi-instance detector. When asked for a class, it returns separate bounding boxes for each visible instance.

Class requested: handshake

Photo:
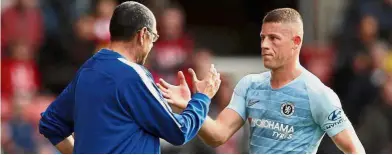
[156,64,221,110]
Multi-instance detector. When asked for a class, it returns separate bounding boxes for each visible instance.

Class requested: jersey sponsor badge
[328,109,342,121]
[281,102,294,117]
[323,109,347,130]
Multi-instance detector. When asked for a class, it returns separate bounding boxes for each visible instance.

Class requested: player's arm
[163,74,251,147]
[39,81,76,154]
[311,87,365,154]
[198,75,251,147]
[156,94,245,147]
[198,109,244,147]
[331,127,365,154]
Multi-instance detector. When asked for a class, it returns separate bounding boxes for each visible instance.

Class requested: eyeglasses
[137,27,159,42]
[146,27,159,42]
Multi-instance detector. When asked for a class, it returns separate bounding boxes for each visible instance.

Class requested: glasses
[146,28,159,42]
[137,27,159,42]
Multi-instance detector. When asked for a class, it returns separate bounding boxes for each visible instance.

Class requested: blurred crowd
[1,0,392,154]
[301,0,392,153]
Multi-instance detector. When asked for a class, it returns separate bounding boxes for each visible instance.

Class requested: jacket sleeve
[118,77,210,145]
[39,80,75,145]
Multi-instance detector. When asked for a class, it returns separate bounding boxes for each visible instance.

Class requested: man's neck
[108,42,137,63]
[270,62,302,89]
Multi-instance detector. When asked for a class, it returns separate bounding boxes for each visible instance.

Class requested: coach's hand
[157,71,191,110]
[189,64,221,99]
[157,64,221,110]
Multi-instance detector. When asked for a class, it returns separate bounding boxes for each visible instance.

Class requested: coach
[38,1,221,154]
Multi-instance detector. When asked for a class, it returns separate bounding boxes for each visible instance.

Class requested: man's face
[97,0,116,18]
[260,22,296,70]
[137,23,159,65]
[17,0,37,9]
[359,15,378,41]
[161,8,184,39]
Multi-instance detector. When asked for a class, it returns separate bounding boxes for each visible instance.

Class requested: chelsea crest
[281,102,294,117]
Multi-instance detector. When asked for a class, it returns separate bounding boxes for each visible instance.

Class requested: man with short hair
[159,8,365,154]
[39,1,221,154]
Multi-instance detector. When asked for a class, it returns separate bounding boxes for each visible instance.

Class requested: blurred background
[1,0,392,153]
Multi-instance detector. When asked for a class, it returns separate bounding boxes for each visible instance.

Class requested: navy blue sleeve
[39,81,75,145]
[118,78,211,145]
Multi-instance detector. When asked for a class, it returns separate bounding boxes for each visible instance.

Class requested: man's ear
[138,27,148,45]
[293,35,302,49]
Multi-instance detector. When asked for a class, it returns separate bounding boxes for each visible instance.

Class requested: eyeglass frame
[137,27,159,42]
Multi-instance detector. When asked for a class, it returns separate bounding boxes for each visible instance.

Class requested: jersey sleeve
[309,86,351,137]
[118,76,211,146]
[39,80,75,145]
[226,75,252,121]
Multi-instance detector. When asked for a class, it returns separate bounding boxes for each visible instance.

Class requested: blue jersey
[39,49,211,153]
[227,68,352,154]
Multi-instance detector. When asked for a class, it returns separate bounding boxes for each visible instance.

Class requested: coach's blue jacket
[38,49,211,153]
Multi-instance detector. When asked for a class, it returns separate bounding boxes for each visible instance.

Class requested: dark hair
[109,1,155,41]
[263,8,303,24]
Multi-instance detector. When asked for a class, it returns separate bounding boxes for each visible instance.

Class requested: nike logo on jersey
[248,99,260,106]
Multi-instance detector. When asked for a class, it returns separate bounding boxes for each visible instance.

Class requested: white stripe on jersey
[117,58,181,128]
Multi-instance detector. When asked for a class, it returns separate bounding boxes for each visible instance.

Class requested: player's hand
[157,71,191,110]
[189,64,221,99]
